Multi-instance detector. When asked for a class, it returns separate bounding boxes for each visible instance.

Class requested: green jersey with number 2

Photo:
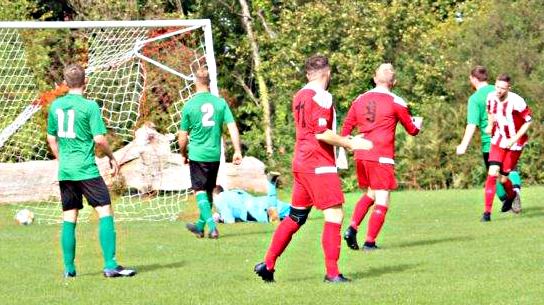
[180,92,235,162]
[47,94,107,181]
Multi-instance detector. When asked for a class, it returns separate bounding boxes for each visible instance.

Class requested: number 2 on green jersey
[201,103,215,127]
[56,109,76,138]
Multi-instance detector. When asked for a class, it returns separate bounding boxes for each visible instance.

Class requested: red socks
[322,222,341,278]
[366,205,388,243]
[350,194,374,231]
[265,217,300,271]
[484,175,497,213]
[502,178,516,200]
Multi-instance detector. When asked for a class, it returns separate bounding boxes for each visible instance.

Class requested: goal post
[0,19,228,223]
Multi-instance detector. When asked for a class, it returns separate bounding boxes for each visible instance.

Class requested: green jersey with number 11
[47,94,107,181]
[180,92,235,162]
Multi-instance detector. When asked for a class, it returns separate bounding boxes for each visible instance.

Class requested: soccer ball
[15,209,34,225]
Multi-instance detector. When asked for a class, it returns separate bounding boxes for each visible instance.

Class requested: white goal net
[0,20,222,223]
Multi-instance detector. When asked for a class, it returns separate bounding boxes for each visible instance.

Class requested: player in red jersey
[481,74,531,222]
[254,55,372,283]
[341,63,422,251]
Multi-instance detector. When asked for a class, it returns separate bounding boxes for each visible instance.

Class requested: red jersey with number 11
[292,83,337,174]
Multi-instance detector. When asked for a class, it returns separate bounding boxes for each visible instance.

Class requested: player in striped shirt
[481,74,531,222]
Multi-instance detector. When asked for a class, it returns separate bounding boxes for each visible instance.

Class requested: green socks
[62,221,76,273]
[496,171,522,200]
[99,216,118,270]
[196,192,216,231]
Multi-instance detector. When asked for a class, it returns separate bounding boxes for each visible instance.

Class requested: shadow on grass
[78,261,186,276]
[132,261,186,273]
[517,206,544,219]
[220,229,273,239]
[350,263,422,280]
[492,206,544,222]
[388,235,474,249]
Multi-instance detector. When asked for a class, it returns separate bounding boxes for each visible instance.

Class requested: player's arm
[46,135,59,160]
[315,130,372,150]
[456,124,477,155]
[227,122,243,165]
[394,100,421,136]
[94,135,119,177]
[457,96,479,155]
[340,103,357,137]
[178,130,189,164]
[506,121,531,148]
[506,103,532,148]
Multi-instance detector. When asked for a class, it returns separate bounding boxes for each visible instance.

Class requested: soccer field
[1,187,543,305]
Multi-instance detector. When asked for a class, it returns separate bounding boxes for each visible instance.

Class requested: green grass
[1,187,543,304]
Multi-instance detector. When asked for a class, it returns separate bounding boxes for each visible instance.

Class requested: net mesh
[0,24,212,223]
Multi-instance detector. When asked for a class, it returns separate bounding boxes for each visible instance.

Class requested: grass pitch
[1,186,543,304]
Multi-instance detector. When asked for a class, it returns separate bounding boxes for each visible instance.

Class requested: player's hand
[109,158,119,177]
[456,144,467,155]
[412,116,423,130]
[350,135,373,150]
[232,151,243,165]
[505,138,516,148]
[180,154,189,165]
[484,125,493,134]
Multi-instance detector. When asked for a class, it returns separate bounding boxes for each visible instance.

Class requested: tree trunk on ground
[238,0,274,159]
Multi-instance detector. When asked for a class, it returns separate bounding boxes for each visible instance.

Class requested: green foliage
[3,0,544,188]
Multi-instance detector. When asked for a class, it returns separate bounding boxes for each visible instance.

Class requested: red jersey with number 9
[341,87,419,164]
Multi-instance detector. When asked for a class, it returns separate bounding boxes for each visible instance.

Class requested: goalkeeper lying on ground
[212,178,290,223]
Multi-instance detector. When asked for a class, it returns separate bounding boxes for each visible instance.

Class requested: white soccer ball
[15,209,34,225]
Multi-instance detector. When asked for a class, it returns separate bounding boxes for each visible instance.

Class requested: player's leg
[364,190,389,251]
[311,172,349,283]
[255,173,310,282]
[322,205,350,283]
[266,177,280,222]
[498,150,522,213]
[203,161,220,238]
[344,160,374,250]
[186,161,210,237]
[508,167,522,212]
[483,145,506,221]
[483,165,501,221]
[59,181,84,278]
[487,152,509,204]
[83,177,136,277]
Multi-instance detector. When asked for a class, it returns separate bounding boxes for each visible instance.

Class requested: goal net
[0,20,223,223]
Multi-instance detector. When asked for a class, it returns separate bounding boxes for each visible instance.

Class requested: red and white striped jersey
[486,91,531,151]
[341,87,420,163]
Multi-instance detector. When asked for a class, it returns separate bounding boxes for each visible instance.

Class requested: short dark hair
[213,185,224,195]
[64,64,85,88]
[470,65,488,82]
[194,67,210,86]
[305,55,330,74]
[496,74,511,83]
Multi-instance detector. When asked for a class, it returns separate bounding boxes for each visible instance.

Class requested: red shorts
[488,144,522,175]
[356,159,397,190]
[291,172,344,210]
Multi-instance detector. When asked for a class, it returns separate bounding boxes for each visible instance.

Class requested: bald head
[374,63,396,88]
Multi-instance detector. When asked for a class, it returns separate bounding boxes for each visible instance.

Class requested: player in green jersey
[456,65,522,213]
[179,68,243,239]
[47,64,136,278]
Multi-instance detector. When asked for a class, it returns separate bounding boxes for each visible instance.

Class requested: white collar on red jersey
[303,83,333,109]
